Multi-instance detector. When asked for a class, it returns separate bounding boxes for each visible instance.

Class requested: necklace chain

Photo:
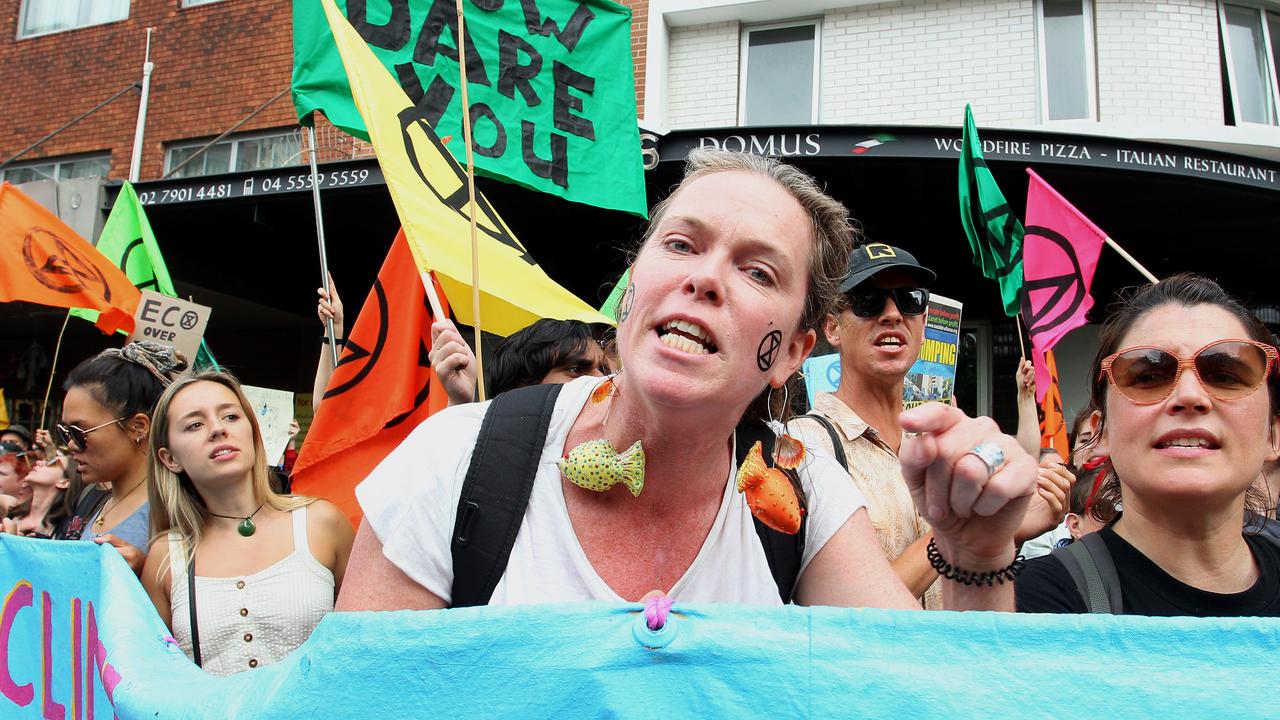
[94,478,146,529]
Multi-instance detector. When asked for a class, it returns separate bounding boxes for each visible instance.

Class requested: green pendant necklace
[207,502,266,537]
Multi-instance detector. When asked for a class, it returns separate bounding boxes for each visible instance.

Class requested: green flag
[597,268,629,322]
[72,182,219,369]
[291,0,648,217]
[958,105,1024,317]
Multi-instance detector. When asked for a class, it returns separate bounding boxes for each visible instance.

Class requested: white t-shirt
[356,376,865,606]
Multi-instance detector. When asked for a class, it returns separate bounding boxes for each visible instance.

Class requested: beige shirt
[788,392,942,610]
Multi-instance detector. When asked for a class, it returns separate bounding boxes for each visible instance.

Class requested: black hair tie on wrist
[320,336,347,347]
[927,539,1026,586]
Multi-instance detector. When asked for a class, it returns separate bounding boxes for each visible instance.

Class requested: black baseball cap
[838,242,936,294]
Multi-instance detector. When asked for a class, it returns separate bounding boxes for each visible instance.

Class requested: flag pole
[1014,313,1027,359]
[39,313,72,430]
[1103,237,1158,284]
[305,125,340,367]
[127,28,155,183]
[455,0,486,401]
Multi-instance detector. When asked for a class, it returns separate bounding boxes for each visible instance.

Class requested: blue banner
[4,536,1278,718]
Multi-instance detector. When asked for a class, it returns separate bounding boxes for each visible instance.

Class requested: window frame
[1034,0,1099,122]
[163,129,303,178]
[736,18,822,126]
[180,0,225,7]
[17,0,130,40]
[0,153,111,184]
[1218,0,1280,126]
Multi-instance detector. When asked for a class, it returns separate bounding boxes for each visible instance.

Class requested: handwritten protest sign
[293,0,646,215]
[241,385,296,466]
[124,290,210,364]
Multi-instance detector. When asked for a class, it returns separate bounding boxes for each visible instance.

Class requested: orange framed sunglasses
[1099,338,1278,405]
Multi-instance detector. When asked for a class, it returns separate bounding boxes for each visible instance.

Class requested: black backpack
[448,383,811,607]
[1051,533,1123,614]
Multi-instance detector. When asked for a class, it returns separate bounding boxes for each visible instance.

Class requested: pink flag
[1021,169,1107,402]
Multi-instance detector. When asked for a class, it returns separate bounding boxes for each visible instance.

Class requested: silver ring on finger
[965,441,1006,479]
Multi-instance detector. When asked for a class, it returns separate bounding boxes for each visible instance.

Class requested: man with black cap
[788,241,944,609]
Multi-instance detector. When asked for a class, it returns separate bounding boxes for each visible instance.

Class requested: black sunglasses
[54,418,125,450]
[846,287,930,318]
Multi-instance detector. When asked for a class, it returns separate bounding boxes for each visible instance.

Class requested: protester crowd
[3,149,1278,677]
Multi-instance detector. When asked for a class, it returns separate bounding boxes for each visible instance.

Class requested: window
[19,0,128,38]
[181,0,225,6]
[1,154,110,184]
[1220,2,1280,125]
[1036,0,1098,121]
[165,131,303,178]
[739,21,819,126]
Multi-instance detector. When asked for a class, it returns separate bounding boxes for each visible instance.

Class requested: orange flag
[0,183,139,334]
[1039,349,1070,462]
[291,230,451,528]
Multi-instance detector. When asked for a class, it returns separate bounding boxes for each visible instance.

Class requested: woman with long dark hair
[1017,274,1280,616]
[53,341,184,570]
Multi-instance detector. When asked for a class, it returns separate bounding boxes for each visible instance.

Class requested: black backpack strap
[187,551,202,667]
[793,413,848,471]
[450,383,563,608]
[1053,533,1122,614]
[735,420,808,604]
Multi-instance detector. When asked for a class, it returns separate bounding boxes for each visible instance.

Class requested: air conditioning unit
[13,177,108,245]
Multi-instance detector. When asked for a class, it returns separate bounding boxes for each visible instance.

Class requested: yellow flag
[320,0,612,336]
[0,389,8,429]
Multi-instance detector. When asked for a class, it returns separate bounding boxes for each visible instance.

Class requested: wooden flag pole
[1104,236,1159,284]
[1014,312,1027,359]
[39,312,72,430]
[455,0,486,402]
[305,126,341,367]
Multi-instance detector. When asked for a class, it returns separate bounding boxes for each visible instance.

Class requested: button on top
[248,659,258,668]
[244,633,253,643]
[239,607,248,617]
[235,580,245,590]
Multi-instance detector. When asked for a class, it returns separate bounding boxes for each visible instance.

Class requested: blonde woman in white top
[141,371,353,676]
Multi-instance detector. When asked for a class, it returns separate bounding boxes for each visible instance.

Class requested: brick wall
[666,21,740,128]
[623,0,648,113]
[0,0,297,181]
[0,0,650,181]
[1094,0,1223,125]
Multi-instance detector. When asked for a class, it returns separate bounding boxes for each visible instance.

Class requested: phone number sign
[131,161,384,206]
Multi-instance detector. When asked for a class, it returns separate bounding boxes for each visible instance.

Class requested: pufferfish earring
[558,376,645,497]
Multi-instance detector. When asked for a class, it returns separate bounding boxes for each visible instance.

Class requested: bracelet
[927,539,1025,586]
[320,336,347,347]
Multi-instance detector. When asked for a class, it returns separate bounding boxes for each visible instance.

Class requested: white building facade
[636,0,1280,426]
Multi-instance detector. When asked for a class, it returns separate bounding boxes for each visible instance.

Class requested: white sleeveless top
[168,506,335,676]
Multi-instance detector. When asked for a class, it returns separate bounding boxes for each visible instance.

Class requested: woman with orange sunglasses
[1016,274,1280,616]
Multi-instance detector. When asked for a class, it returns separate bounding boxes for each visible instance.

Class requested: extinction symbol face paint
[757,330,782,372]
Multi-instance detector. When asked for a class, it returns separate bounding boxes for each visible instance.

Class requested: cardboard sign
[125,290,210,364]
